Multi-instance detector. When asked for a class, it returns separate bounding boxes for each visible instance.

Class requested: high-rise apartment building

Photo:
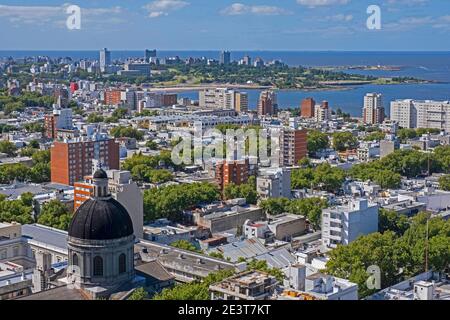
[99,48,111,73]
[257,91,278,116]
[74,170,144,239]
[363,93,385,124]
[220,51,231,65]
[199,88,247,111]
[234,92,249,113]
[322,199,379,248]
[390,99,450,132]
[215,159,249,191]
[51,136,120,186]
[145,49,157,62]
[44,107,74,139]
[301,98,316,118]
[314,101,331,122]
[104,89,122,105]
[279,128,308,166]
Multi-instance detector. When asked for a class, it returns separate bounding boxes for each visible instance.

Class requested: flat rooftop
[22,224,68,251]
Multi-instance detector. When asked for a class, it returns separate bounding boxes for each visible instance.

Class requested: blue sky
[0,0,450,50]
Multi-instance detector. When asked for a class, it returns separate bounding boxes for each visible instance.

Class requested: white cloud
[144,0,190,18]
[221,3,292,16]
[296,0,350,8]
[0,4,124,26]
[325,14,353,22]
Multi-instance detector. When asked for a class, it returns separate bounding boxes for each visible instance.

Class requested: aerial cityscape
[0,0,449,307]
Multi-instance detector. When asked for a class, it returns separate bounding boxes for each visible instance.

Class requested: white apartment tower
[99,48,111,73]
[363,93,385,124]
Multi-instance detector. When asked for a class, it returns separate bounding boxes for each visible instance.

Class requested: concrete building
[363,93,385,124]
[199,88,247,111]
[322,198,379,248]
[123,63,151,76]
[50,135,120,186]
[280,127,308,167]
[209,271,278,300]
[366,271,449,301]
[301,98,315,118]
[193,203,265,233]
[74,170,144,239]
[391,99,450,132]
[380,135,400,158]
[280,268,358,300]
[258,91,278,116]
[257,167,291,199]
[244,214,306,242]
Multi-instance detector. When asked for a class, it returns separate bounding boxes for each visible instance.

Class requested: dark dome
[68,197,134,240]
[93,169,108,179]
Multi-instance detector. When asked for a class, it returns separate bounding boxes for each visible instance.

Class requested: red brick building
[51,138,120,186]
[301,98,316,118]
[104,89,122,105]
[162,93,178,107]
[215,159,249,191]
[280,128,308,166]
[44,114,57,139]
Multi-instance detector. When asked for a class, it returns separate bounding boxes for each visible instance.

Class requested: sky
[0,0,450,51]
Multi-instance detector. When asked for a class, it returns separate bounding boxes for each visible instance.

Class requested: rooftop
[22,224,68,251]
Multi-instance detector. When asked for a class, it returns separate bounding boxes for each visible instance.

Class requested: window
[93,256,103,277]
[72,253,79,267]
[119,254,126,274]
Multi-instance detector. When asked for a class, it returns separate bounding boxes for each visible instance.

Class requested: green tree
[0,197,34,224]
[111,126,144,140]
[171,240,201,253]
[143,183,220,222]
[0,140,17,156]
[260,198,291,216]
[439,175,450,191]
[153,269,235,300]
[209,252,225,260]
[128,287,148,300]
[37,200,72,231]
[145,140,159,150]
[307,130,329,155]
[87,113,104,124]
[20,192,34,207]
[378,209,410,236]
[364,131,386,142]
[223,177,258,205]
[332,132,358,152]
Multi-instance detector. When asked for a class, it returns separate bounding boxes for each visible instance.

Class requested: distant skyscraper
[99,48,111,72]
[145,49,157,62]
[242,55,252,66]
[258,91,278,116]
[301,98,316,118]
[220,51,231,65]
[363,93,385,124]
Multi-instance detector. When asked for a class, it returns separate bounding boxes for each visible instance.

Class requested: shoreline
[147,80,438,93]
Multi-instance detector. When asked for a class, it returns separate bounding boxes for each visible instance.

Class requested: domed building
[67,169,135,295]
